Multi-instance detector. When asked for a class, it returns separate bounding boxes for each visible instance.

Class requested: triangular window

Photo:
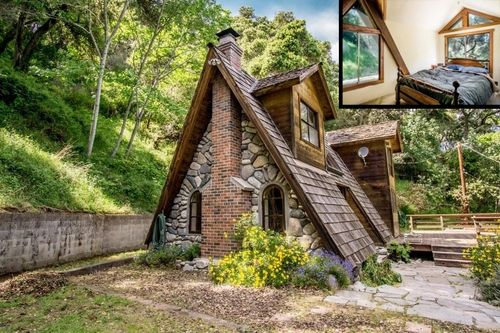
[343,1,375,28]
[469,13,493,26]
[450,19,463,30]
[440,8,500,34]
[342,0,382,89]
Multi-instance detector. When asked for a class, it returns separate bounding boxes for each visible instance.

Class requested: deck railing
[408,213,500,234]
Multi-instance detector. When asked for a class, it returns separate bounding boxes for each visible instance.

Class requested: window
[262,185,285,233]
[343,0,383,89]
[469,13,493,26]
[189,191,202,234]
[300,102,319,147]
[439,8,500,34]
[445,30,493,72]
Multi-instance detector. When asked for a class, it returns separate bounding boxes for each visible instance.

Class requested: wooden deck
[402,213,499,267]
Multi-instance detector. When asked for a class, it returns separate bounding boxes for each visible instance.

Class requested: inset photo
[340,0,500,107]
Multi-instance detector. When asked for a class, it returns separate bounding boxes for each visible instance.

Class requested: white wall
[342,0,500,105]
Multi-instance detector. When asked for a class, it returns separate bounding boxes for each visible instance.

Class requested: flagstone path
[324,260,500,330]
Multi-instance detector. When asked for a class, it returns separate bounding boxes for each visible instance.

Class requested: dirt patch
[70,264,495,332]
[0,272,67,298]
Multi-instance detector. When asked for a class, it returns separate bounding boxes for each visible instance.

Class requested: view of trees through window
[342,1,380,86]
[469,13,493,26]
[447,32,490,61]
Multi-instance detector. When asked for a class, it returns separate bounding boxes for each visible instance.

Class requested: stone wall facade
[0,212,151,275]
[240,116,323,251]
[165,123,212,247]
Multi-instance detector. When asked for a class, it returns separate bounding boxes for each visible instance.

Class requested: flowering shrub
[464,235,500,282]
[232,212,255,244]
[209,216,308,287]
[291,250,353,290]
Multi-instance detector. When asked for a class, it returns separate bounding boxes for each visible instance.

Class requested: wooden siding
[292,76,326,169]
[334,140,398,236]
[261,88,293,148]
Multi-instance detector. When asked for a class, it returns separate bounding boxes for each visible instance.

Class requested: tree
[84,0,131,157]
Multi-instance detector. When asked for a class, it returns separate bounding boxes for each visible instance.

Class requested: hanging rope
[461,143,500,165]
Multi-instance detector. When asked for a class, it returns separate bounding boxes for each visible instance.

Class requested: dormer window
[300,102,319,147]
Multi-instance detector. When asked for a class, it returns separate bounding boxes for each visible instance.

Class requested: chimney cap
[216,27,240,39]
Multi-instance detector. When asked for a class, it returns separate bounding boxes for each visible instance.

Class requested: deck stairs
[404,231,476,267]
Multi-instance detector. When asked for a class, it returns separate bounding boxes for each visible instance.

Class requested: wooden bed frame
[396,58,491,106]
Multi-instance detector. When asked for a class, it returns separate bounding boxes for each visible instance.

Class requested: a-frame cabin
[146,28,392,265]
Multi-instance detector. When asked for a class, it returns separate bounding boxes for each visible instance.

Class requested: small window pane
[343,1,374,27]
[309,128,319,146]
[469,13,492,26]
[300,103,308,121]
[301,120,309,141]
[450,19,463,30]
[342,32,380,85]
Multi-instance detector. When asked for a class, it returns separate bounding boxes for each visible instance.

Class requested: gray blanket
[399,68,493,105]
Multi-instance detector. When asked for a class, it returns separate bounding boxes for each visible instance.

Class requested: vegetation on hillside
[332,109,499,214]
[0,1,498,215]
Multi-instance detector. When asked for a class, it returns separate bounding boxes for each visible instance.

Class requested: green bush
[464,234,500,282]
[183,243,201,261]
[209,214,308,287]
[232,212,255,244]
[387,242,412,263]
[136,243,201,267]
[479,265,500,306]
[361,255,402,287]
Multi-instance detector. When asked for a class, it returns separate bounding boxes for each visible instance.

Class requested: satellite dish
[358,147,369,166]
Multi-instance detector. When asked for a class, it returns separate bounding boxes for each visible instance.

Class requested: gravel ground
[70,264,492,332]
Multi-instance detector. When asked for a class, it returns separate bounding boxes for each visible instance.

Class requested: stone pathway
[324,260,500,330]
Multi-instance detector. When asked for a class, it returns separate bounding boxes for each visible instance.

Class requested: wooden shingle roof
[212,46,391,264]
[327,121,403,153]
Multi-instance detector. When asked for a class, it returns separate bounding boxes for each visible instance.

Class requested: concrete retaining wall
[0,212,152,275]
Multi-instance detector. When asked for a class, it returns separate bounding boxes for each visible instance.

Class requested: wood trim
[444,29,494,76]
[361,0,409,75]
[342,0,357,16]
[343,79,384,92]
[343,24,380,34]
[439,7,500,34]
[400,86,440,105]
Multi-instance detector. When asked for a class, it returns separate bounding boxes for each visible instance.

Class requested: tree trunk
[0,25,16,55]
[110,9,163,158]
[125,109,145,157]
[15,17,58,70]
[13,13,25,67]
[87,48,109,157]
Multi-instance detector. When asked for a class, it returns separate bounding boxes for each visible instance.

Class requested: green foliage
[232,212,256,243]
[387,242,412,263]
[464,235,500,282]
[479,265,500,306]
[136,243,201,267]
[209,216,308,288]
[232,8,338,101]
[0,58,174,213]
[182,243,201,261]
[361,255,402,287]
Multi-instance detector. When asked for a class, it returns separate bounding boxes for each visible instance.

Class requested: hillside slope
[0,59,174,214]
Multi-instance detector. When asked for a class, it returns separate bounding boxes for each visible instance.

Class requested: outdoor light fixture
[208,58,221,66]
[358,146,369,166]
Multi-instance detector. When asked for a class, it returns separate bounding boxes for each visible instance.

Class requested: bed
[396,59,497,106]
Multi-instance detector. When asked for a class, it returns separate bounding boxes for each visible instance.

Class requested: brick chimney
[216,28,242,70]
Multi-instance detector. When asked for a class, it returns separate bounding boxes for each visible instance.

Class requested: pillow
[461,66,488,74]
[446,64,463,70]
